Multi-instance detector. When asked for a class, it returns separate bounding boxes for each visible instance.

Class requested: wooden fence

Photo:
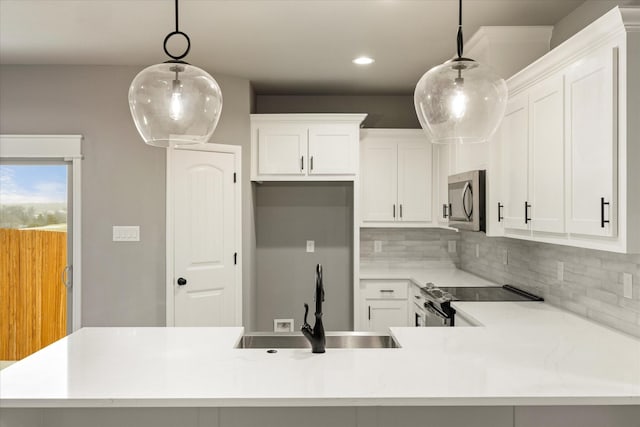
[0,228,67,360]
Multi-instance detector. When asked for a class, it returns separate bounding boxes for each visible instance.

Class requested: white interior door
[172,146,240,326]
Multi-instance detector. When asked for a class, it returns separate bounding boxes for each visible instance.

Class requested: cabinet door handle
[380,289,395,293]
[524,201,531,224]
[301,156,304,171]
[601,197,610,228]
[310,156,314,171]
[498,203,504,222]
[368,305,371,320]
[443,204,448,219]
[393,204,396,218]
[399,204,403,218]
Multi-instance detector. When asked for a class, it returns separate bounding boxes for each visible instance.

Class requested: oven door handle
[424,301,449,319]
[461,182,473,220]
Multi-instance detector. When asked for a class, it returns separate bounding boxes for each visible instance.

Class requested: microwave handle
[462,182,473,220]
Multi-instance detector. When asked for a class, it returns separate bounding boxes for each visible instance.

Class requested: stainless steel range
[420,284,544,327]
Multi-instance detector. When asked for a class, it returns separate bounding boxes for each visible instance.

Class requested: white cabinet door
[529,75,565,234]
[397,141,432,222]
[361,140,398,222]
[435,144,455,224]
[501,92,530,231]
[308,124,357,175]
[565,46,617,237]
[362,300,408,333]
[256,124,307,176]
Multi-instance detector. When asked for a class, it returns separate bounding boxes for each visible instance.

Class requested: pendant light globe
[414,0,507,144]
[128,62,222,147]
[414,59,507,144]
[128,0,223,147]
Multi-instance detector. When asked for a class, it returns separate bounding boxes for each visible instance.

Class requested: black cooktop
[437,285,543,302]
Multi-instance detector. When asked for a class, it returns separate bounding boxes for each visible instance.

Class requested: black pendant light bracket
[163,0,190,64]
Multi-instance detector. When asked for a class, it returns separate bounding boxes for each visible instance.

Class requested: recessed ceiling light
[353,56,375,65]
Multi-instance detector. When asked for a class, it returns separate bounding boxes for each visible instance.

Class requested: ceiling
[0,0,586,94]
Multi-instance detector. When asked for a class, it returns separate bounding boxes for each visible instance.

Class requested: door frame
[166,143,242,326]
[0,134,83,332]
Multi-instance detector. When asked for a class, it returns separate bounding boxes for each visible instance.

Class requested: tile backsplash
[360,228,459,269]
[360,228,640,337]
[458,231,640,337]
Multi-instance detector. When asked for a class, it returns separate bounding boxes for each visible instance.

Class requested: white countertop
[359,267,498,288]
[2,302,639,408]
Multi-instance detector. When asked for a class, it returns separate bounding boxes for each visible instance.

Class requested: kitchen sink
[236,332,400,349]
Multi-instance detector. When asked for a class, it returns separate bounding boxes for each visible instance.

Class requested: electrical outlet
[448,240,456,253]
[374,240,382,253]
[557,261,564,282]
[502,249,508,265]
[306,240,315,253]
[273,319,294,333]
[112,226,140,242]
[623,273,633,299]
[475,244,480,258]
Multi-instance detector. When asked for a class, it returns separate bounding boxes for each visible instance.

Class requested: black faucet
[301,264,326,353]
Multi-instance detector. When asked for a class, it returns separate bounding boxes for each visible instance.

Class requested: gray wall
[551,0,640,48]
[0,65,254,328]
[255,182,353,331]
[255,95,419,128]
[457,231,640,337]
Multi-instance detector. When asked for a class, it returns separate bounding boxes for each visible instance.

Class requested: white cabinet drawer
[361,281,408,299]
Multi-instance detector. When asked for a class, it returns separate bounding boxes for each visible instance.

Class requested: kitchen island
[1,302,639,427]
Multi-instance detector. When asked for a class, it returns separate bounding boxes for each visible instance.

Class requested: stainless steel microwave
[447,170,485,232]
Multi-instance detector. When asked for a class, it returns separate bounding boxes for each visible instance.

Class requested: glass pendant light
[128,0,222,147]
[414,0,507,144]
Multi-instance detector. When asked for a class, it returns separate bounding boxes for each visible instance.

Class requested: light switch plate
[475,244,480,258]
[502,249,508,265]
[374,240,382,253]
[306,240,315,253]
[557,261,564,281]
[448,241,456,253]
[112,226,140,242]
[623,273,633,299]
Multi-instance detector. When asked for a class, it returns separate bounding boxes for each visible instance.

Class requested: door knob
[177,277,187,286]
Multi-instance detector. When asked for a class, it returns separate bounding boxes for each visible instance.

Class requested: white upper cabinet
[493,6,639,253]
[308,124,359,175]
[361,138,397,222]
[434,144,455,225]
[529,74,565,234]
[256,123,307,176]
[500,74,565,234]
[397,141,433,222]
[501,92,530,231]
[250,114,366,181]
[360,130,433,227]
[564,46,617,238]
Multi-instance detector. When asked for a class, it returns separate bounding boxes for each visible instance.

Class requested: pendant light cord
[456,0,464,58]
[175,0,179,32]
